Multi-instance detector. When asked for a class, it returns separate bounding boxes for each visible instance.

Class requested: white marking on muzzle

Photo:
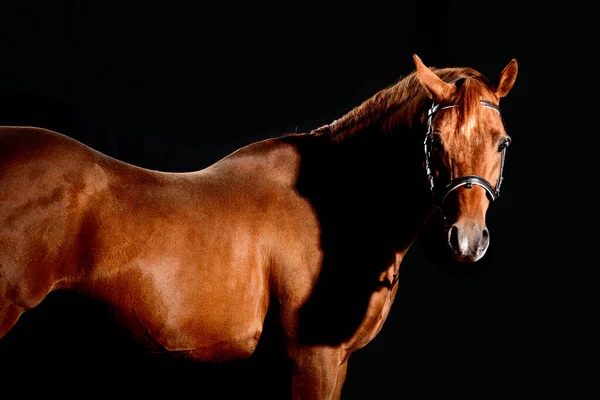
[459,235,470,255]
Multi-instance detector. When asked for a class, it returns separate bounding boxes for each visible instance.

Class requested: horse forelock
[455,77,498,132]
[452,77,502,148]
[442,76,505,174]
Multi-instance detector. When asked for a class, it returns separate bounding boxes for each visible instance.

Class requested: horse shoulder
[210,137,325,321]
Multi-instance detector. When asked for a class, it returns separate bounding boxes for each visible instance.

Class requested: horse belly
[179,265,271,363]
[98,249,271,363]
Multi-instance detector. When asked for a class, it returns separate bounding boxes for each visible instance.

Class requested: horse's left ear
[494,59,518,98]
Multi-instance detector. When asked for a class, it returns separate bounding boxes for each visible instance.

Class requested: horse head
[413,54,518,262]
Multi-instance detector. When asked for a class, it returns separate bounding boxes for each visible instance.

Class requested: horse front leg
[288,344,349,400]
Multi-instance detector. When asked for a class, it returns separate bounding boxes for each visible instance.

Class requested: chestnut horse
[0,55,517,398]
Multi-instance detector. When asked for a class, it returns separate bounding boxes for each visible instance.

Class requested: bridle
[423,89,510,206]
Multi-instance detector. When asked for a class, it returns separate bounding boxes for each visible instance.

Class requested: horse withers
[0,54,517,398]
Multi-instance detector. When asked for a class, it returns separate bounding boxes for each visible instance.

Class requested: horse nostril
[448,225,459,251]
[481,227,490,248]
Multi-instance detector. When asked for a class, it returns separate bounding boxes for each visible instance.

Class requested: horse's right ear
[413,54,455,103]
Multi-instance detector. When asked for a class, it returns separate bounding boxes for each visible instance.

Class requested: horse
[0,54,517,398]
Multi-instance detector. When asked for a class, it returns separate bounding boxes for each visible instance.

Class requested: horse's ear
[494,59,518,98]
[413,54,455,103]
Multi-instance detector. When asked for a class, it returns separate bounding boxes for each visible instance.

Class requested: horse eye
[498,137,511,152]
[431,136,444,152]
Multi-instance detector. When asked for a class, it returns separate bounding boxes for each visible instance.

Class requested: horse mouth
[450,251,485,263]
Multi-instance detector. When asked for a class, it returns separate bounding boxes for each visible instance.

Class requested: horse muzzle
[446,219,490,262]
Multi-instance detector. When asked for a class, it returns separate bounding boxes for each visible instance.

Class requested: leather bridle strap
[440,174,498,203]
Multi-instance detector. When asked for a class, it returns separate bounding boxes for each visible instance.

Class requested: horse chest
[343,256,401,355]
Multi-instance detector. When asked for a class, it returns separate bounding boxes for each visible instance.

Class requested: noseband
[423,95,510,206]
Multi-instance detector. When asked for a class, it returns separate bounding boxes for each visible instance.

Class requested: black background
[0,2,578,399]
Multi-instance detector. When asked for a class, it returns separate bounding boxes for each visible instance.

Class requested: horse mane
[311,67,492,140]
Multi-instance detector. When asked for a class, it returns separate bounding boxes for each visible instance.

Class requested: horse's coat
[0,55,517,398]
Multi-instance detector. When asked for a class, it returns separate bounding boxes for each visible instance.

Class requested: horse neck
[342,123,433,217]
[297,119,435,251]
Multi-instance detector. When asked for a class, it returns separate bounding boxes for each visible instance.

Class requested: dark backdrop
[0,2,572,399]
